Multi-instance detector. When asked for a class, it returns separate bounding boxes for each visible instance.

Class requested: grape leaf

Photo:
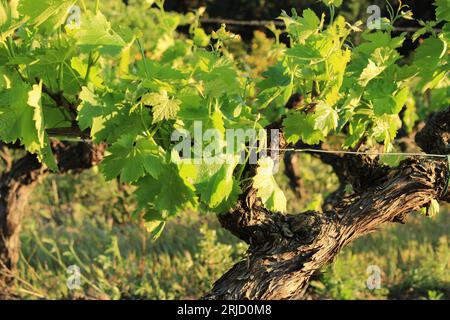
[313,102,338,134]
[286,44,322,62]
[258,62,291,90]
[18,0,75,32]
[435,0,450,22]
[27,82,45,149]
[279,9,320,44]
[73,11,126,55]
[77,86,104,131]
[197,64,240,97]
[144,219,166,241]
[283,111,325,144]
[412,37,447,91]
[135,166,198,216]
[76,88,124,142]
[193,28,210,47]
[358,59,386,86]
[253,157,287,213]
[0,80,57,169]
[101,135,164,183]
[370,114,402,149]
[142,90,181,123]
[196,155,239,208]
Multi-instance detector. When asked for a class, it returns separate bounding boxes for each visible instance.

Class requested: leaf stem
[95,0,100,14]
[2,41,12,58]
[139,103,153,137]
[7,36,15,57]
[79,0,87,12]
[136,39,149,78]
[329,5,335,26]
[84,52,94,83]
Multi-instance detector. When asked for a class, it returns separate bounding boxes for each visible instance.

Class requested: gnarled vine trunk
[0,154,43,279]
[204,106,450,300]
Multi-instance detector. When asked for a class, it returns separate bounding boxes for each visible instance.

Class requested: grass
[4,162,449,300]
[9,170,245,299]
[315,215,449,300]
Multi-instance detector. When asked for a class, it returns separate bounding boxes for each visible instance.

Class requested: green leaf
[358,48,400,87]
[372,96,397,116]
[313,102,338,134]
[71,57,104,88]
[179,160,222,185]
[413,37,447,68]
[76,88,121,142]
[144,219,166,241]
[27,82,56,170]
[77,86,104,131]
[393,87,409,113]
[443,22,450,44]
[18,0,75,32]
[343,118,368,148]
[257,87,283,109]
[195,155,239,208]
[253,157,287,213]
[283,111,325,145]
[100,135,164,183]
[370,114,401,149]
[349,32,404,87]
[0,80,57,169]
[286,44,322,62]
[359,31,405,54]
[196,61,240,97]
[435,0,450,22]
[27,82,45,149]
[0,1,9,27]
[358,59,386,86]
[402,96,418,133]
[379,153,406,168]
[193,28,210,47]
[258,62,290,90]
[135,166,198,216]
[364,79,398,116]
[0,82,33,144]
[142,90,181,123]
[279,8,320,44]
[412,37,447,91]
[73,11,126,55]
[428,198,440,217]
[177,95,209,121]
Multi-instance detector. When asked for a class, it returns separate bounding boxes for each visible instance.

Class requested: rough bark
[204,106,450,300]
[0,142,105,284]
[0,153,42,275]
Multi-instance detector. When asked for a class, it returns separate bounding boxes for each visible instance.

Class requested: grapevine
[0,0,449,300]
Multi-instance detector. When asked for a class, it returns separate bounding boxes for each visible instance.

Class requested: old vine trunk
[204,107,450,300]
[0,157,41,277]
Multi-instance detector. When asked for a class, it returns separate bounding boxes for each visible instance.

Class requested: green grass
[316,215,449,300]
[9,170,245,299]
[6,166,449,300]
